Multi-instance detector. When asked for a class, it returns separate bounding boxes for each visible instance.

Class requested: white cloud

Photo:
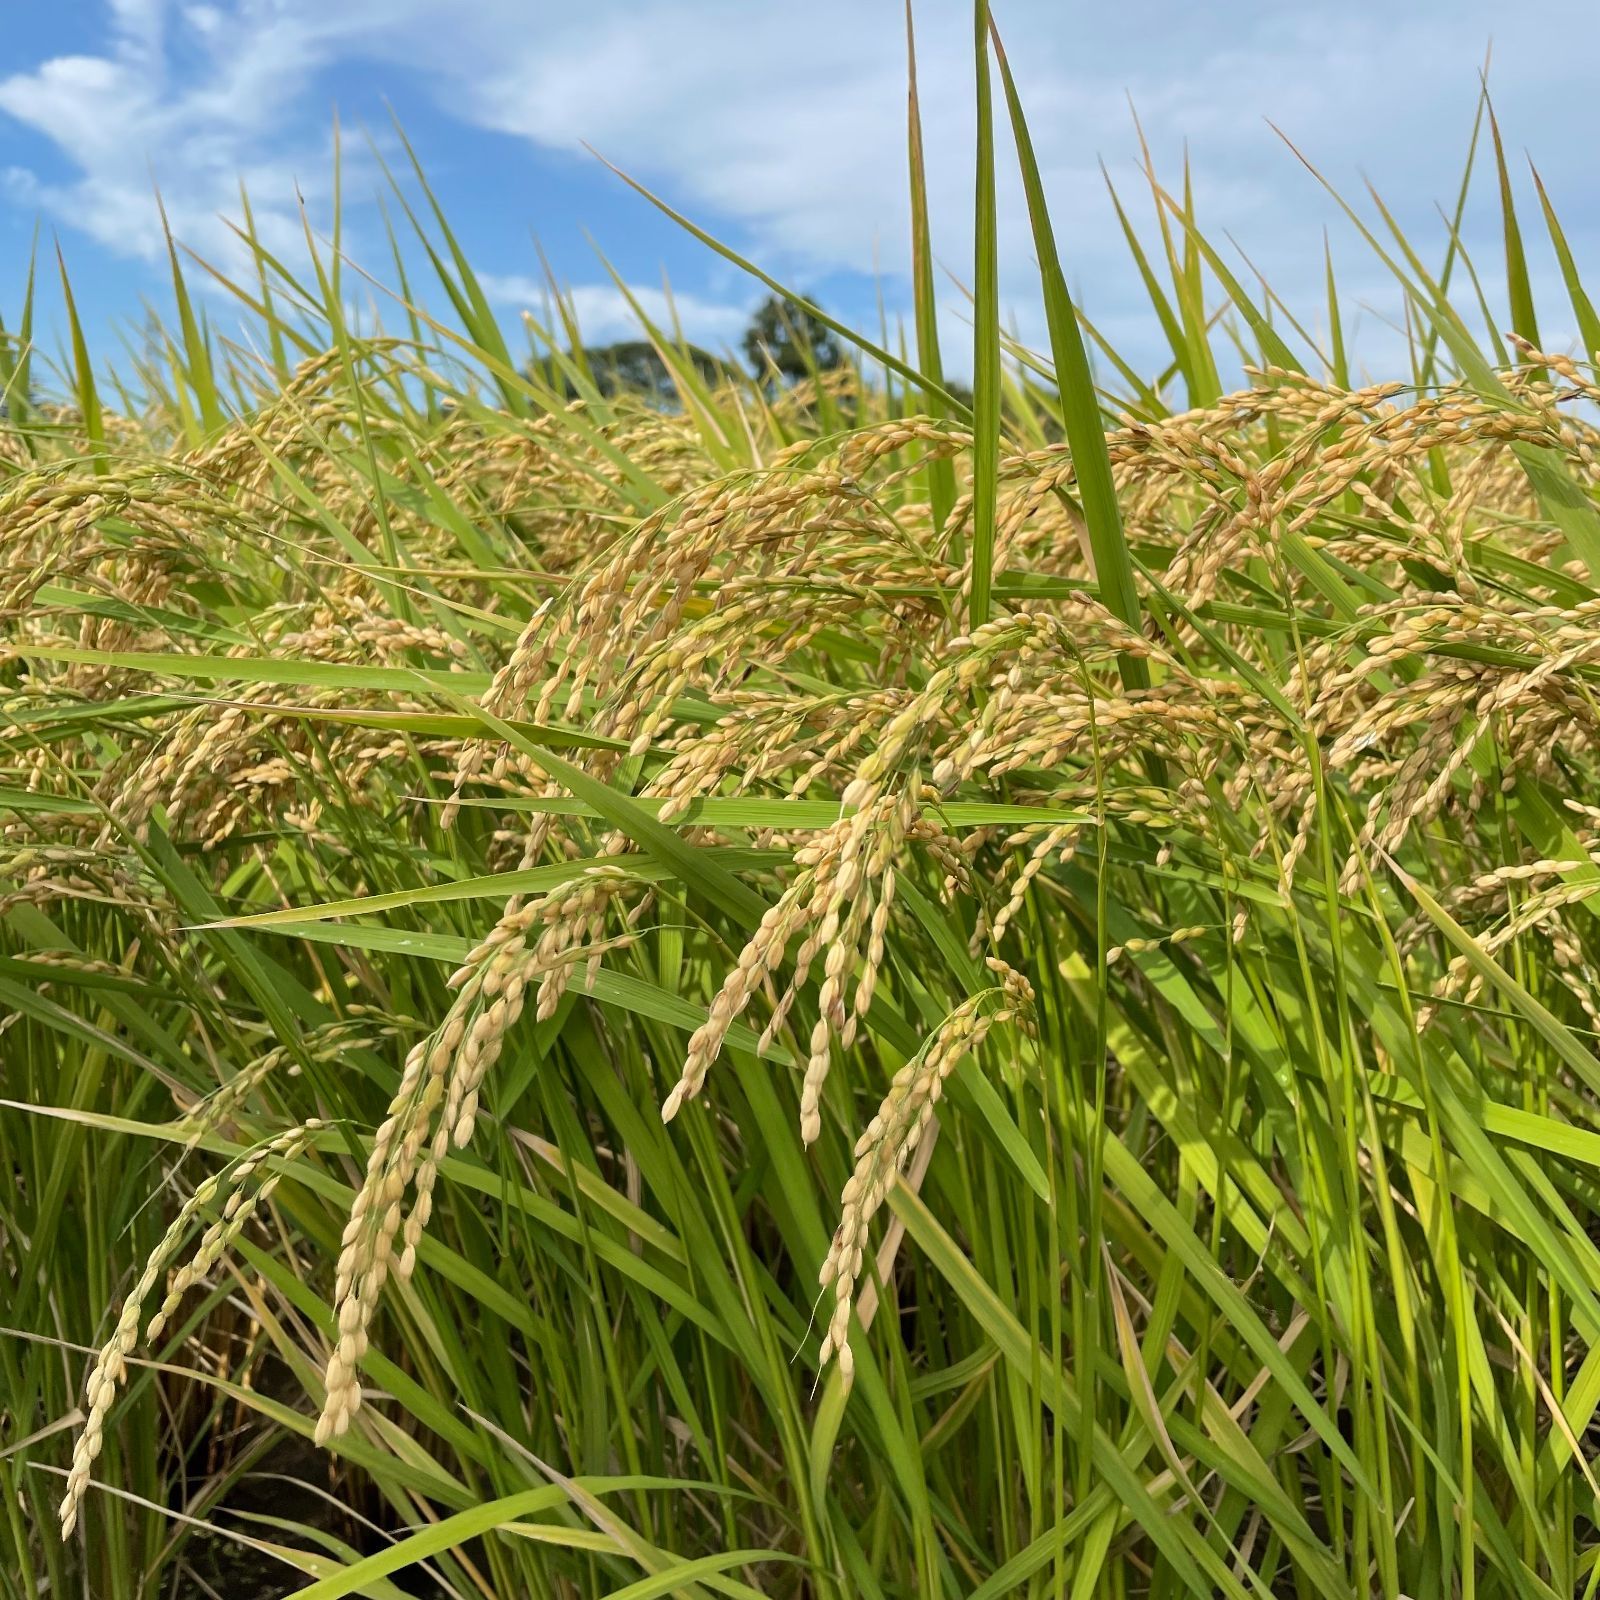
[0,0,418,272]
[183,4,224,36]
[0,166,40,205]
[418,0,1600,375]
[2,0,1598,379]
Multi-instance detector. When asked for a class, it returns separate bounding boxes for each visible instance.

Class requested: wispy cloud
[2,0,1598,377]
[0,1,406,269]
[428,0,1600,373]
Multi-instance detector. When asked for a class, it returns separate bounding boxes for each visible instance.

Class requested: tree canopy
[561,339,726,407]
[741,294,843,384]
[544,293,848,410]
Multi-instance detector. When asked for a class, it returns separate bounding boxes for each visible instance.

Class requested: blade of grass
[991,23,1147,688]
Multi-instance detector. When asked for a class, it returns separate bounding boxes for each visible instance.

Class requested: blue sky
[3,1,1598,389]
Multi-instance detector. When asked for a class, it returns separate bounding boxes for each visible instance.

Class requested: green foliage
[6,38,1600,1600]
[742,291,845,384]
[563,338,728,406]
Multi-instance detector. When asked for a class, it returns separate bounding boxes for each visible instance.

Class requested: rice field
[7,24,1600,1600]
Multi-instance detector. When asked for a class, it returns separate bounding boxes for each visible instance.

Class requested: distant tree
[940,378,974,411]
[548,339,727,408]
[742,294,843,385]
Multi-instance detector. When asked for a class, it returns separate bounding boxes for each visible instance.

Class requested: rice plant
[7,15,1600,1600]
